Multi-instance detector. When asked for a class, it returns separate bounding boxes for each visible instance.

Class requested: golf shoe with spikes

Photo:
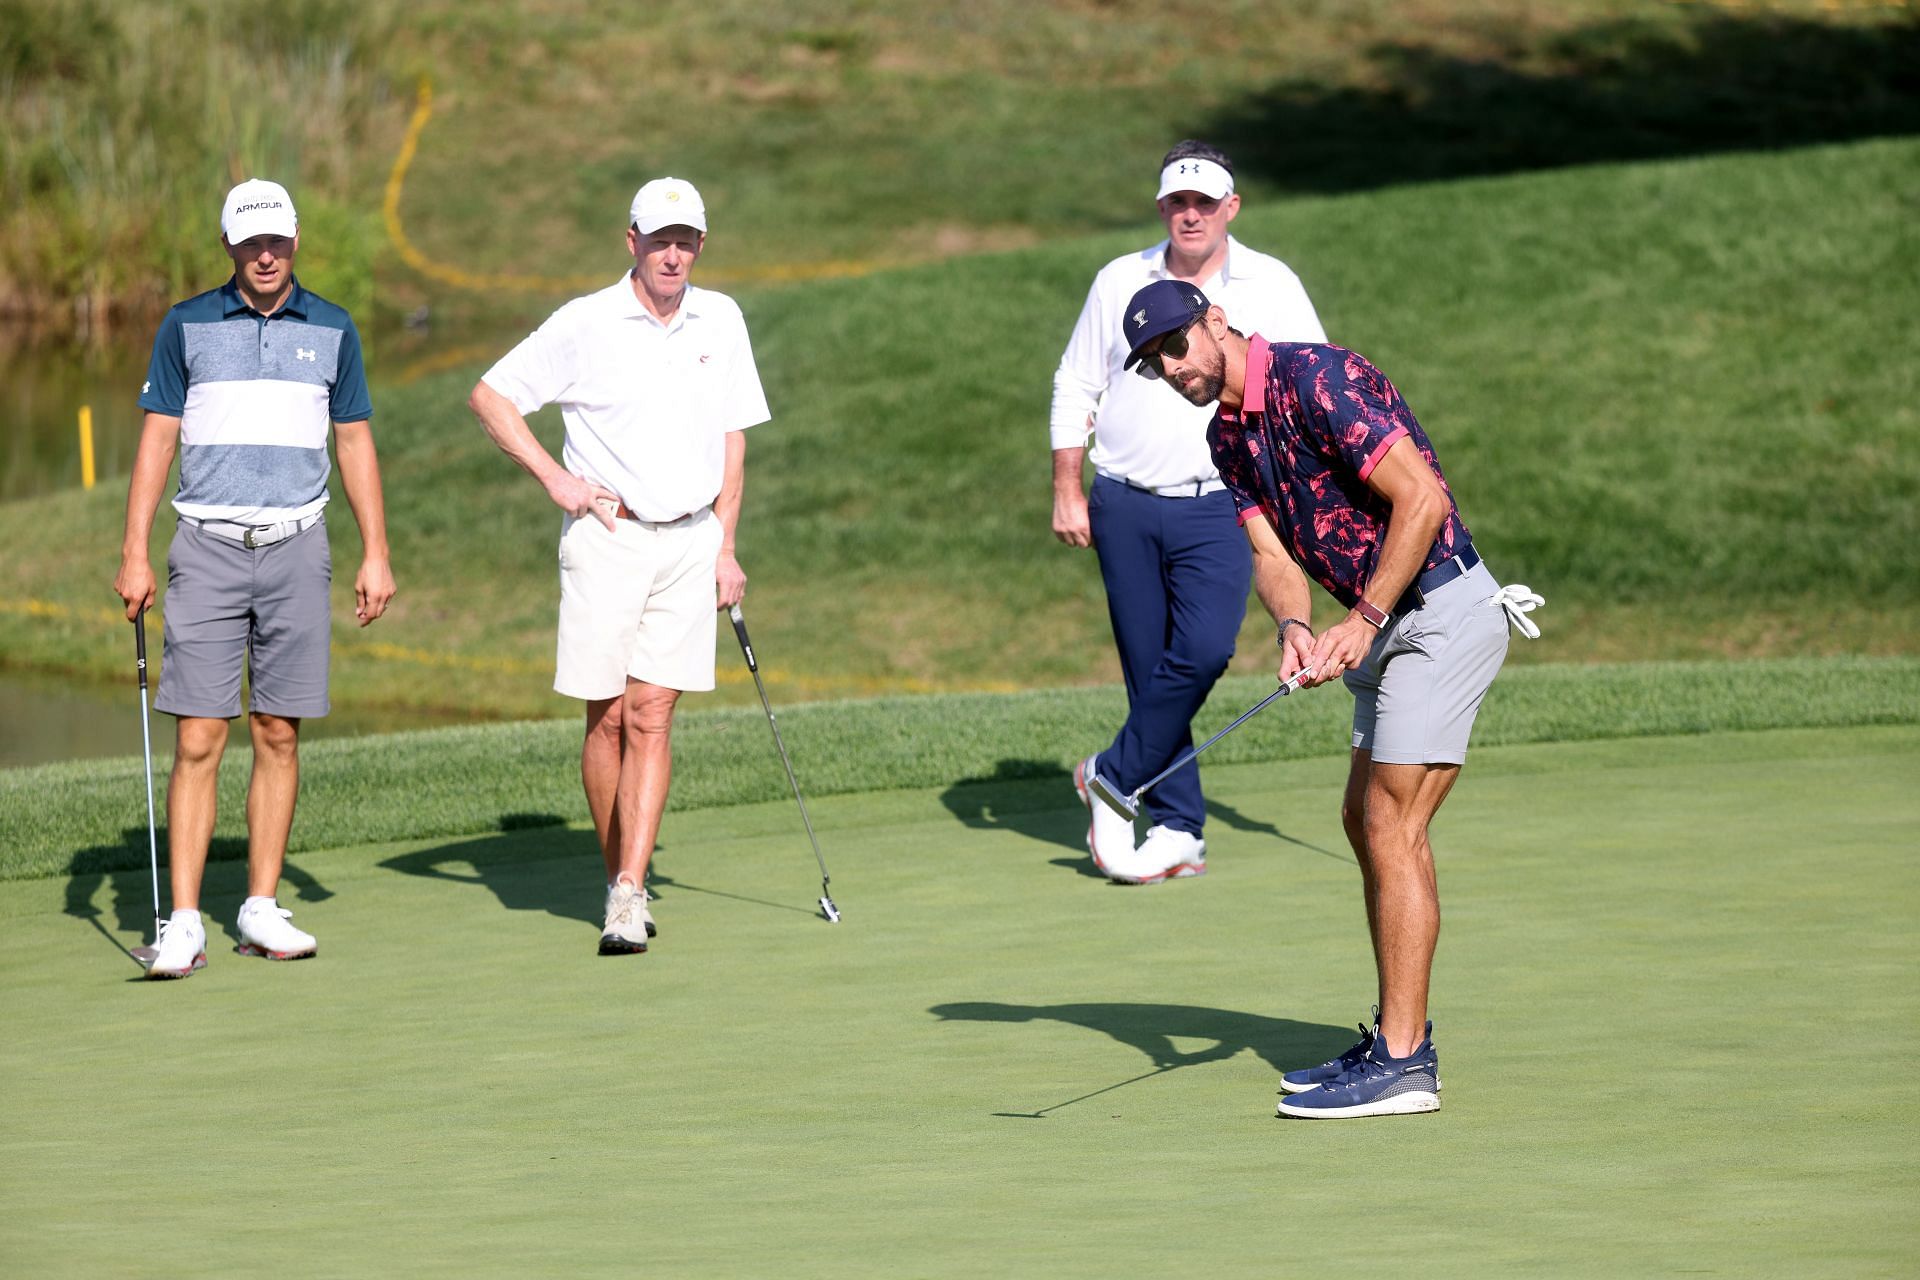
[600,877,649,955]
[1136,825,1207,882]
[606,881,657,938]
[145,911,208,980]
[235,898,317,960]
[1075,755,1152,882]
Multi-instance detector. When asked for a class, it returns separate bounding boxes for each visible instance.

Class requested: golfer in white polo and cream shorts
[469,176,769,955]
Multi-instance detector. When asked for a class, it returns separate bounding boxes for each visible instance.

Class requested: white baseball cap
[1156,157,1234,202]
[629,177,707,234]
[221,179,298,242]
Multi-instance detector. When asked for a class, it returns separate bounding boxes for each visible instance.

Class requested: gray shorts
[1344,560,1509,766]
[155,516,332,720]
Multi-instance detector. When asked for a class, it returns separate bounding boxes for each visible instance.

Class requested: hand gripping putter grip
[728,604,840,923]
[1087,667,1316,821]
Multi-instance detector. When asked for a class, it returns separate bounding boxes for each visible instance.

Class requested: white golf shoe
[600,877,649,955]
[145,910,207,980]
[1137,826,1207,882]
[1075,755,1152,883]
[605,881,657,939]
[235,898,318,960]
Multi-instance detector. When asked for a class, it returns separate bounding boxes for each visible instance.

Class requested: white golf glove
[1486,584,1546,639]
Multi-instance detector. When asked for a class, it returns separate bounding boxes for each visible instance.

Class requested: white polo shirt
[483,275,771,522]
[1050,236,1326,489]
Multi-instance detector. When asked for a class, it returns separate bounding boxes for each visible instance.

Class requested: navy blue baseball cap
[1121,280,1212,369]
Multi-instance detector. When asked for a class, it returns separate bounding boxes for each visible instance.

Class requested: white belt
[1097,470,1228,498]
[188,512,323,548]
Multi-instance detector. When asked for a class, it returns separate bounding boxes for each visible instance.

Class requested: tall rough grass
[0,0,401,339]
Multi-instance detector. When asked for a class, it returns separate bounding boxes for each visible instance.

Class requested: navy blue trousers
[1088,474,1251,835]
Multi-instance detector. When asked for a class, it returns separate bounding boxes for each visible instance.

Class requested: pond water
[2,325,518,767]
[0,336,153,501]
[0,667,496,769]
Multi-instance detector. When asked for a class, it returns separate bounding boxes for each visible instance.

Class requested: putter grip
[728,605,756,668]
[135,608,149,681]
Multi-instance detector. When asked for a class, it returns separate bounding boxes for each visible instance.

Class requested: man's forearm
[1250,526,1313,632]
[469,381,564,488]
[333,421,390,557]
[715,430,746,551]
[1051,446,1086,501]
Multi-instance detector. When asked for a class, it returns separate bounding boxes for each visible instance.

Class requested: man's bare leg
[245,712,301,898]
[614,679,680,886]
[582,695,623,881]
[166,716,229,910]
[1358,759,1459,1058]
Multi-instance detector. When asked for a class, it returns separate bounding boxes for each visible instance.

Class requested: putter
[728,604,840,923]
[1088,667,1316,821]
[130,608,163,968]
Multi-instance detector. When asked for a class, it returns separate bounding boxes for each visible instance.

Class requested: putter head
[819,896,841,924]
[131,944,159,968]
[1086,768,1140,821]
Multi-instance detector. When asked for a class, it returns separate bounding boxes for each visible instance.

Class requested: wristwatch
[1353,599,1390,629]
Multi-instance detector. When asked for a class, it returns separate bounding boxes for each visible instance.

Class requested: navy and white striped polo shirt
[138,276,372,526]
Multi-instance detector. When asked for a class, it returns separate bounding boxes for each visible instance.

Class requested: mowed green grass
[4,725,1914,1277]
[5,136,1916,718]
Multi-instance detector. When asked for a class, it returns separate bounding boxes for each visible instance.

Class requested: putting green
[3,726,1915,1277]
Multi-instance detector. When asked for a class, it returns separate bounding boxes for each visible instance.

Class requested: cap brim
[632,215,708,235]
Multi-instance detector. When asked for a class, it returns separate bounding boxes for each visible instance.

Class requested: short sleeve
[718,313,771,432]
[138,310,187,417]
[1304,349,1414,482]
[329,317,374,422]
[482,309,579,415]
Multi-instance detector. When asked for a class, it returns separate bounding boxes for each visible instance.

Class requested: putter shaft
[1092,667,1315,818]
[728,605,840,921]
[136,609,162,949]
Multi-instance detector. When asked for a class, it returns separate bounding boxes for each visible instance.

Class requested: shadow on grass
[1204,10,1920,196]
[63,828,332,965]
[941,758,1346,877]
[931,1000,1351,1115]
[379,816,602,926]
[379,812,821,927]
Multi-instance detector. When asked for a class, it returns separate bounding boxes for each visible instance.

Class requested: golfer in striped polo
[114,179,396,980]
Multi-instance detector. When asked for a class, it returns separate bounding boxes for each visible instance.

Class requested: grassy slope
[2,137,1916,719]
[4,656,1916,883]
[3,726,1915,1276]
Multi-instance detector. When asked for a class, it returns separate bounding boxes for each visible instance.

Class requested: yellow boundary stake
[382,76,886,293]
[78,405,96,490]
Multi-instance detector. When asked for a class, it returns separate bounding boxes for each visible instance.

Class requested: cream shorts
[554,508,720,700]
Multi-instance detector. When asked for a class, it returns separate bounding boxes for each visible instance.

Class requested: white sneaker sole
[1278,1074,1442,1095]
[598,932,649,956]
[1276,1089,1439,1119]
[144,952,206,980]
[1104,860,1207,886]
[235,942,316,961]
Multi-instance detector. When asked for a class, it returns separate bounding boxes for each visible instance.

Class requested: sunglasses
[1132,317,1198,380]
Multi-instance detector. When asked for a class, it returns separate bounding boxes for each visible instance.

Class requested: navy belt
[1395,545,1480,614]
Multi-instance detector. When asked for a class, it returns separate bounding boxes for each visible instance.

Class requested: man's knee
[173,718,228,770]
[250,713,300,760]
[623,684,680,738]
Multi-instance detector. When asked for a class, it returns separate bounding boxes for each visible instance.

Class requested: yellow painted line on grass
[383,75,890,295]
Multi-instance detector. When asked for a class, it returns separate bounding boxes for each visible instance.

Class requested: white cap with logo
[629,177,707,235]
[221,179,298,243]
[1156,157,1234,202]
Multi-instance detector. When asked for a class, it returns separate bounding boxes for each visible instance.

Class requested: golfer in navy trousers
[1050,142,1326,883]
